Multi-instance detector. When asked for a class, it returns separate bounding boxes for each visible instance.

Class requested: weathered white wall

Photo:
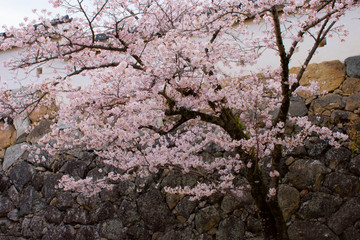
[1,7,359,89]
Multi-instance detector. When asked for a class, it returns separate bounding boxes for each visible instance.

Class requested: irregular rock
[3,143,27,171]
[42,225,76,240]
[298,192,342,219]
[221,194,241,214]
[13,116,30,140]
[278,184,300,221]
[100,219,127,240]
[0,197,14,217]
[55,191,74,210]
[328,197,360,235]
[22,215,45,239]
[216,216,245,240]
[288,220,339,240]
[341,77,360,95]
[309,94,345,116]
[0,122,16,149]
[345,55,360,78]
[287,159,327,191]
[323,172,360,197]
[8,161,33,190]
[89,201,114,223]
[305,138,329,157]
[330,110,359,124]
[345,92,360,112]
[325,147,351,170]
[41,173,62,203]
[126,223,151,240]
[342,226,360,240]
[75,226,97,240]
[349,155,360,176]
[289,96,308,117]
[7,209,19,221]
[64,207,90,224]
[44,205,64,224]
[137,189,175,231]
[166,193,181,210]
[195,205,221,233]
[7,185,19,207]
[157,229,193,240]
[175,196,198,220]
[19,186,45,216]
[161,170,198,188]
[0,172,10,192]
[291,60,345,99]
[59,159,88,179]
[26,120,52,144]
[118,199,140,226]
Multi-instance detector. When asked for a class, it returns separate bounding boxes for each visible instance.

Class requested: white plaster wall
[1,7,359,89]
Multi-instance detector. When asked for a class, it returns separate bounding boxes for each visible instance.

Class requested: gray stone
[161,170,198,188]
[41,173,62,203]
[345,55,360,78]
[100,219,127,240]
[75,226,97,240]
[323,172,360,197]
[137,189,175,231]
[345,92,360,111]
[44,206,64,224]
[8,161,33,190]
[32,172,44,191]
[126,223,150,240]
[3,143,27,171]
[13,116,30,139]
[289,96,308,117]
[278,184,300,221]
[26,120,52,144]
[221,194,241,214]
[64,207,90,224]
[325,147,351,170]
[21,215,45,239]
[175,196,198,219]
[0,172,10,192]
[349,155,360,176]
[328,197,360,235]
[19,186,45,216]
[0,197,14,217]
[305,138,329,157]
[118,199,141,226]
[288,221,339,240]
[55,191,74,210]
[216,216,245,240]
[157,230,194,240]
[309,94,345,116]
[59,159,88,178]
[195,205,221,233]
[330,110,359,124]
[7,185,19,207]
[89,201,114,223]
[287,159,327,190]
[42,225,76,240]
[298,192,342,219]
[342,226,360,240]
[7,209,19,221]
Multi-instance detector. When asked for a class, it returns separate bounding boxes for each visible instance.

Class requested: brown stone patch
[290,60,345,100]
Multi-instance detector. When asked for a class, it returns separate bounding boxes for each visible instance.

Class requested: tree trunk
[247,167,289,240]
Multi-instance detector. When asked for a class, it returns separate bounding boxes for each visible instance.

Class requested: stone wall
[0,56,360,240]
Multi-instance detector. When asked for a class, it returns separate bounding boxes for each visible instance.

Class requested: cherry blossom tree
[1,1,358,239]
